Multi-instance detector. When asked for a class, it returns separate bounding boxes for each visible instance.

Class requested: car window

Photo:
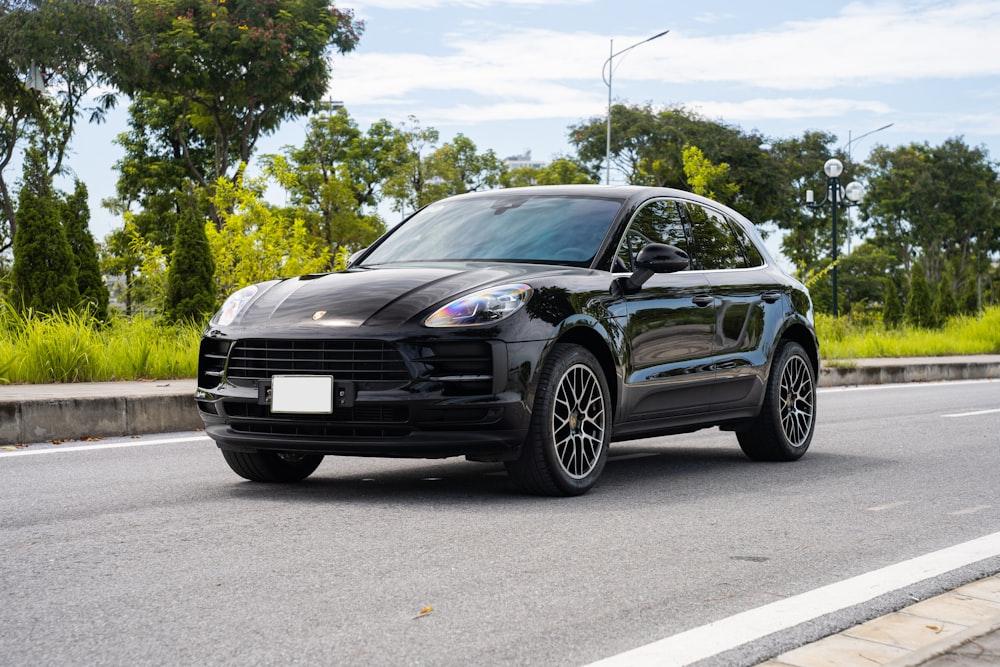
[684,203,747,270]
[615,199,690,272]
[361,195,623,266]
[727,215,766,268]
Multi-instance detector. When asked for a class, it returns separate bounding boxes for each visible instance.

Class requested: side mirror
[635,243,690,274]
[613,243,688,295]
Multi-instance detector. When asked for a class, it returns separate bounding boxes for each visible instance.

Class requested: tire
[737,341,816,461]
[505,344,611,496]
[221,450,324,482]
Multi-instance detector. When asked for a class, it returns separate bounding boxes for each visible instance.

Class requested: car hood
[238,263,581,329]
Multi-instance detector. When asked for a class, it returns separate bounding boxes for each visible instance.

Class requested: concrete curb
[820,359,1000,387]
[1,356,998,445]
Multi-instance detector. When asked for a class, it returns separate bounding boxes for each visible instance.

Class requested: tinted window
[684,203,745,270]
[362,195,623,266]
[728,216,765,268]
[615,199,690,272]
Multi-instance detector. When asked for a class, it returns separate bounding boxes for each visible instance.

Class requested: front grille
[224,402,411,438]
[226,339,410,390]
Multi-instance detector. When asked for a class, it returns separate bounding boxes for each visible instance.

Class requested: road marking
[942,408,1000,418]
[585,530,1000,667]
[950,505,992,516]
[867,501,910,512]
[0,435,210,458]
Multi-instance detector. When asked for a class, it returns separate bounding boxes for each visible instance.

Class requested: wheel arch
[549,324,620,420]
[779,321,820,376]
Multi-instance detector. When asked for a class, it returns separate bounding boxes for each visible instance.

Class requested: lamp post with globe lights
[805,158,864,317]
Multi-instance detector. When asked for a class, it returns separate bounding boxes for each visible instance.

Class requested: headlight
[424,284,532,327]
[212,284,260,326]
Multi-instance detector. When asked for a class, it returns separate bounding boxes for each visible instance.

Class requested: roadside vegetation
[1,1,997,384]
[1,300,998,385]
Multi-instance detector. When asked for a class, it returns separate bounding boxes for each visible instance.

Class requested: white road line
[585,530,1000,667]
[950,505,993,516]
[942,408,1000,418]
[867,501,910,512]
[0,435,210,457]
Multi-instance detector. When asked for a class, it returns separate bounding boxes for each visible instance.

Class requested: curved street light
[601,30,669,185]
[805,158,864,318]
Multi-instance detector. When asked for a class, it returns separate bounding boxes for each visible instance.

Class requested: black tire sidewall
[766,342,816,458]
[530,344,611,495]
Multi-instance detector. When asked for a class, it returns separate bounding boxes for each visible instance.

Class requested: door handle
[692,295,714,307]
[761,291,782,304]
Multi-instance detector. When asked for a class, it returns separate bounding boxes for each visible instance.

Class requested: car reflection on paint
[196,185,818,496]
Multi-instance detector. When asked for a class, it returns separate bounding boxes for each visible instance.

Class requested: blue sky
[60,0,1000,240]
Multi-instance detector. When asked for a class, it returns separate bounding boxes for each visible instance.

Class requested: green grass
[2,301,998,385]
[817,306,1000,359]
[0,305,202,384]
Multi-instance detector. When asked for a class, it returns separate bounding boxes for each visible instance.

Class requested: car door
[611,199,717,421]
[684,202,782,410]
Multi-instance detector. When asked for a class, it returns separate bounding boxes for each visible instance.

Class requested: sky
[55,0,1000,242]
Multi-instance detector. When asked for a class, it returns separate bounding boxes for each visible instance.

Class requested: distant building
[503,150,546,171]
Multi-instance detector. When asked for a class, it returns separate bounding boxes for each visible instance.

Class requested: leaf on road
[413,606,434,619]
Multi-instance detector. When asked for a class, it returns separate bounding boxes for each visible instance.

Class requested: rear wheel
[505,344,610,496]
[222,450,324,482]
[737,341,816,461]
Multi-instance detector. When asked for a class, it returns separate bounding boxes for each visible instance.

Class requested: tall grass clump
[817,306,1000,359]
[0,297,202,384]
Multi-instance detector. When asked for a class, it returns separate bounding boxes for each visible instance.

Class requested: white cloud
[329,0,1000,137]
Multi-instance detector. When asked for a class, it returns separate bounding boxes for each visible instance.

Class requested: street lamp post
[805,158,864,317]
[601,30,669,185]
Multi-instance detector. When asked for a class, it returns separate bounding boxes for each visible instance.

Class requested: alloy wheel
[550,363,606,479]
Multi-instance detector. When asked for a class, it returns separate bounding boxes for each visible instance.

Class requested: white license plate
[270,375,334,414]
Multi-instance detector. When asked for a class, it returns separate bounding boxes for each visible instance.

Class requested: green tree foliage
[164,187,216,322]
[568,104,788,224]
[383,118,504,213]
[261,107,401,251]
[932,260,959,326]
[0,0,121,253]
[113,0,363,203]
[861,138,1000,289]
[681,145,738,204]
[883,277,903,329]
[63,179,109,320]
[10,145,79,312]
[205,171,331,301]
[905,261,934,328]
[501,157,596,188]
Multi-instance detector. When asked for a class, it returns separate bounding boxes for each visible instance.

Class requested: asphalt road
[2,380,998,666]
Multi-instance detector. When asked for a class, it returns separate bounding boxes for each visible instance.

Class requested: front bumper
[195,336,545,460]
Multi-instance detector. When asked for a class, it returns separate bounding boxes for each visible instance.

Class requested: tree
[261,107,403,252]
[883,277,903,329]
[905,262,933,328]
[205,171,331,301]
[0,0,122,254]
[501,157,595,188]
[113,0,363,223]
[932,260,959,326]
[164,187,216,322]
[383,119,505,214]
[10,144,79,312]
[63,179,109,320]
[682,145,738,204]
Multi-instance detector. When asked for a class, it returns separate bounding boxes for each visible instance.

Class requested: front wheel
[737,341,816,461]
[505,344,611,496]
[221,450,324,482]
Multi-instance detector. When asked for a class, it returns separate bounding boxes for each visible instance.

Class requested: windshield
[361,195,624,266]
